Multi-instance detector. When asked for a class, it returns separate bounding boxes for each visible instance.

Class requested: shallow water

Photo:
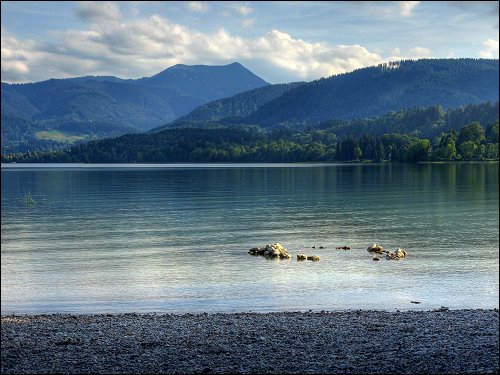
[1,162,498,314]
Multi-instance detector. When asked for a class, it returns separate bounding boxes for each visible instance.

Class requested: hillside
[235,58,498,127]
[5,101,497,164]
[1,63,269,153]
[152,81,305,132]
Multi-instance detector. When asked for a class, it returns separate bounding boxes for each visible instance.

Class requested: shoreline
[2,309,498,374]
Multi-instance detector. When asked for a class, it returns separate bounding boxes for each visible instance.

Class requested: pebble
[1,309,498,374]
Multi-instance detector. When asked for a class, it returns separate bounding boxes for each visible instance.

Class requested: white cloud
[390,48,402,56]
[250,30,383,80]
[2,60,30,74]
[479,38,499,58]
[386,46,433,61]
[399,1,420,17]
[76,1,121,23]
[408,46,432,57]
[229,3,254,16]
[187,2,209,13]
[1,13,446,84]
[1,30,33,81]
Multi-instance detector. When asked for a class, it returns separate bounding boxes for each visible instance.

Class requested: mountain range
[158,58,499,131]
[1,62,269,153]
[1,58,499,155]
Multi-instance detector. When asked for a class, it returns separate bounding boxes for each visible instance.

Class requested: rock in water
[395,248,407,258]
[306,255,320,261]
[385,248,408,260]
[367,243,384,253]
[248,243,291,259]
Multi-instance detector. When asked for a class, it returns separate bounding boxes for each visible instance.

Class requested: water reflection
[1,163,498,314]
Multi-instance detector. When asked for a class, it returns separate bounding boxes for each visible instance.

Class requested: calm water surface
[1,163,498,314]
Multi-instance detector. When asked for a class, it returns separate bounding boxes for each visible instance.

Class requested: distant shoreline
[2,309,498,374]
[2,160,498,167]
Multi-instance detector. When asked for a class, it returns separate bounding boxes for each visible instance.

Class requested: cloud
[251,30,383,80]
[399,1,420,17]
[390,48,402,56]
[1,30,33,81]
[76,1,121,23]
[2,13,446,84]
[187,2,209,13]
[386,46,433,61]
[479,38,499,58]
[229,3,254,16]
[408,46,432,57]
[366,1,421,18]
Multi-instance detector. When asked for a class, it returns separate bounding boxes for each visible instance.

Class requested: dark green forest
[3,102,497,164]
[237,58,499,126]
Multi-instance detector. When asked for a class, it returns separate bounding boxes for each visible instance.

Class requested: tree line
[2,120,497,164]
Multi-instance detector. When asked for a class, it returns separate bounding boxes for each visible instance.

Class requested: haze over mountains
[1,58,499,155]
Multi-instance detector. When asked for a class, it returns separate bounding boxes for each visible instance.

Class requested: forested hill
[1,62,269,153]
[6,101,497,164]
[3,59,498,157]
[151,81,305,132]
[234,58,498,127]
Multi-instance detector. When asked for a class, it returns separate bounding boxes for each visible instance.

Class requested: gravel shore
[2,309,498,374]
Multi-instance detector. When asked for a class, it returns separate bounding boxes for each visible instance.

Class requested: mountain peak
[158,61,252,74]
[143,62,269,101]
[226,62,243,67]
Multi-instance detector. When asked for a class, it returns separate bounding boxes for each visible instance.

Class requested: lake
[1,162,498,314]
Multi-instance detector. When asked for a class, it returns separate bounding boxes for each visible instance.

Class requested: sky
[1,1,499,84]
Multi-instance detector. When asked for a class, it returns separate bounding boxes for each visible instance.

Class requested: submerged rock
[336,245,351,250]
[248,247,263,256]
[297,254,320,261]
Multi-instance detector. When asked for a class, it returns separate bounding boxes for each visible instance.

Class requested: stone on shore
[2,310,498,374]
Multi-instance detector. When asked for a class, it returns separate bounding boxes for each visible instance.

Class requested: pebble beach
[1,309,498,374]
